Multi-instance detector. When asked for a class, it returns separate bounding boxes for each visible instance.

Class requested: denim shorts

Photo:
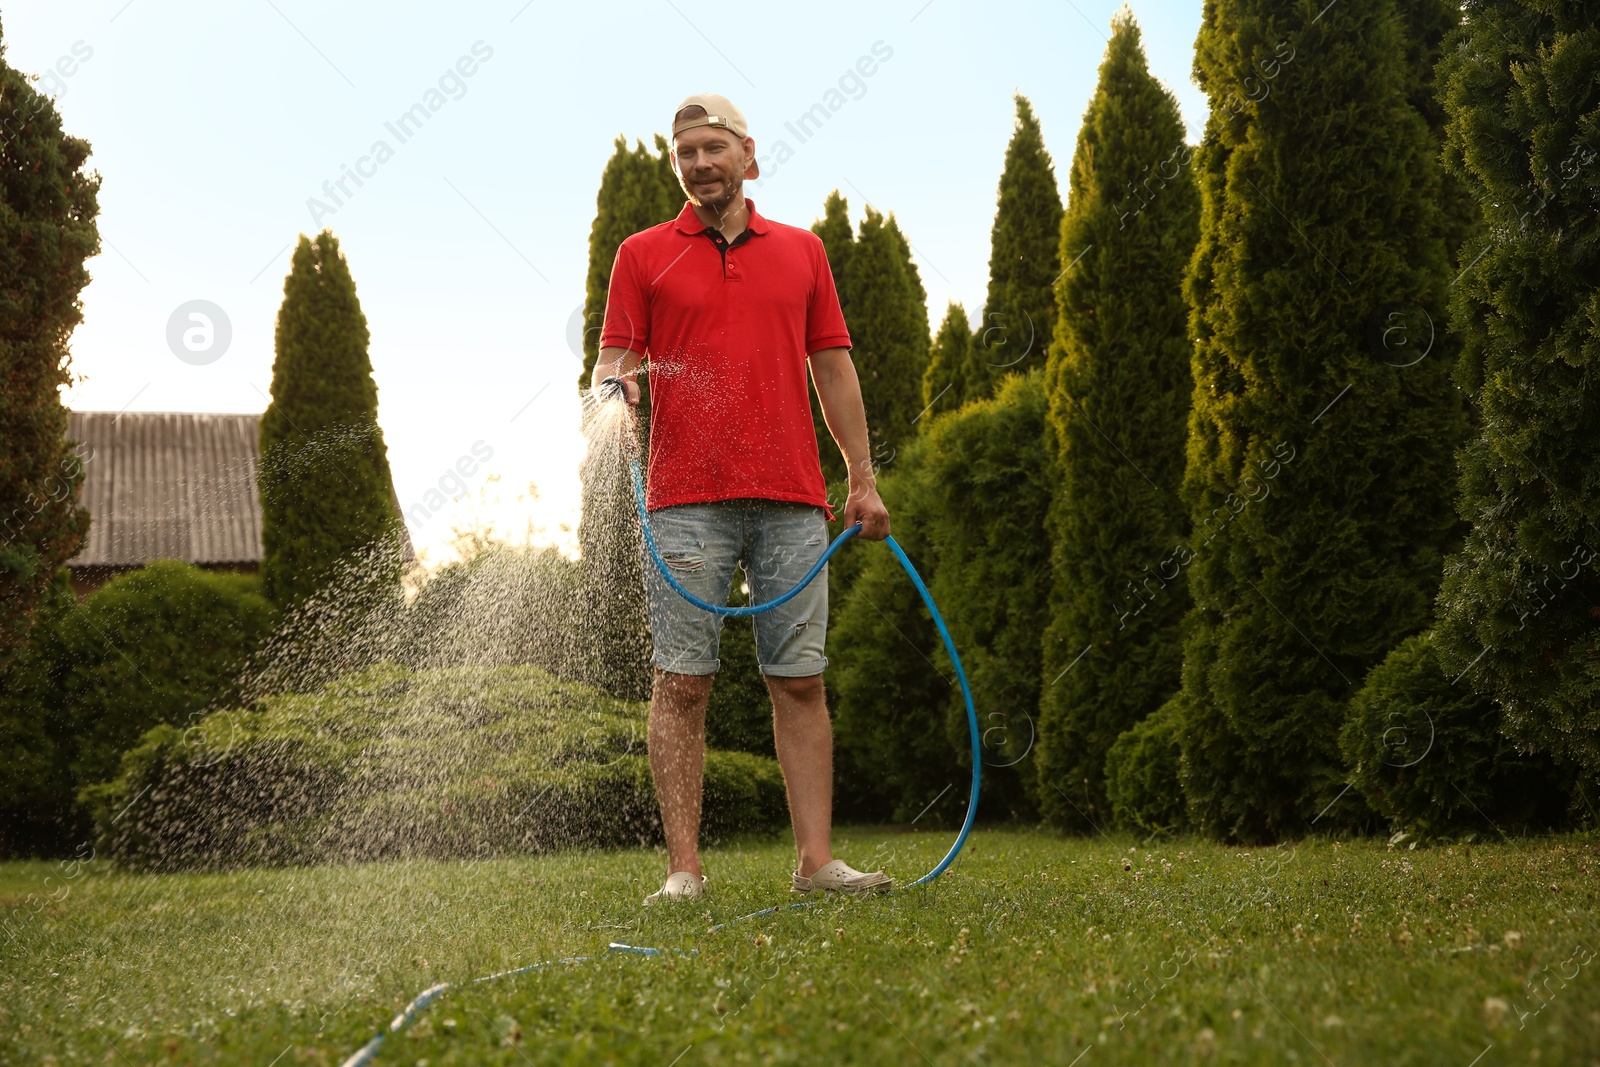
[641,498,830,678]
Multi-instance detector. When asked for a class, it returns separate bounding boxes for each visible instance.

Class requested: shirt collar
[672,197,771,237]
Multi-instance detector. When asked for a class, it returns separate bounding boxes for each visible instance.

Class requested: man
[592,93,893,904]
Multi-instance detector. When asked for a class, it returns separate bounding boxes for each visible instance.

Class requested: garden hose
[339,406,982,1066]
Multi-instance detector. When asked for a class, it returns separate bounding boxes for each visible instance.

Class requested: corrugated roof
[68,411,263,568]
[67,411,413,569]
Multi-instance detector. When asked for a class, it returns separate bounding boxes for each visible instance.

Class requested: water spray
[340,389,982,1066]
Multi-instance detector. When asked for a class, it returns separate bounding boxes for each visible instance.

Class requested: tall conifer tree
[259,232,402,610]
[1035,12,1200,833]
[1333,0,1500,832]
[809,195,931,488]
[1432,1,1600,787]
[966,95,1062,402]
[920,303,973,424]
[840,206,931,474]
[813,194,933,786]
[811,190,855,283]
[0,23,99,668]
[809,192,857,488]
[1169,0,1467,840]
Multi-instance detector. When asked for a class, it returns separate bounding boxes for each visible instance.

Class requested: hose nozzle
[598,376,627,402]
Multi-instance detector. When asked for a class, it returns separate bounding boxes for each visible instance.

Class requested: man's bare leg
[767,673,834,878]
[648,668,715,878]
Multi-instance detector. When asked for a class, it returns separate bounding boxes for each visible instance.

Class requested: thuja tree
[809,192,857,488]
[1432,1,1600,790]
[1035,11,1199,833]
[1337,0,1544,834]
[1169,0,1467,841]
[811,189,855,278]
[811,195,931,489]
[259,232,403,612]
[867,211,933,446]
[965,95,1062,402]
[919,302,973,426]
[809,194,933,722]
[0,22,99,669]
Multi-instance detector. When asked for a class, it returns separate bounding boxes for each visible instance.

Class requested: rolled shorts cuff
[650,653,721,677]
[758,656,827,678]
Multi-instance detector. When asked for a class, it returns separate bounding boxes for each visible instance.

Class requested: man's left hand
[843,479,891,541]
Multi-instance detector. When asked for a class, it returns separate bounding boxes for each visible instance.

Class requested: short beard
[681,170,743,216]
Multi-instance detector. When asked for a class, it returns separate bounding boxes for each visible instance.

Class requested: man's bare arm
[592,346,643,404]
[809,347,890,540]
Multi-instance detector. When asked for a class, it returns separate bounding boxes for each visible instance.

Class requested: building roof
[69,411,263,568]
[67,411,413,569]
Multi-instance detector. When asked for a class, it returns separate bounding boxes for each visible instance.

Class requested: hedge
[0,562,274,857]
[1340,633,1572,838]
[84,663,788,870]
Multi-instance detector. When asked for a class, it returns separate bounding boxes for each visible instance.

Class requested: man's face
[673,124,755,212]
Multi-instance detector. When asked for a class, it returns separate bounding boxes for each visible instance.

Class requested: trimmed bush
[827,460,943,824]
[84,663,788,871]
[912,373,1051,820]
[1341,633,1572,838]
[402,543,583,678]
[0,562,275,857]
[1105,702,1188,836]
[831,372,1051,823]
[59,563,275,783]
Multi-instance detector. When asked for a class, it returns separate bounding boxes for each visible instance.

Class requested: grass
[2,828,1597,1065]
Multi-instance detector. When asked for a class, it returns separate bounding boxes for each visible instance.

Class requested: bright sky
[6,0,1206,567]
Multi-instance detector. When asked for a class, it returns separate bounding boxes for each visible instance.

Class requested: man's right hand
[605,377,641,406]
[595,346,645,406]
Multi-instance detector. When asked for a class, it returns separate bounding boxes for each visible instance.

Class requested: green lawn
[3,828,1596,1065]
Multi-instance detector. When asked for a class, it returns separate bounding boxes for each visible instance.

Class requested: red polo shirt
[600,198,851,516]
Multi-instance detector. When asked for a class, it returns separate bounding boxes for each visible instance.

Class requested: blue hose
[339,436,982,1067]
[879,534,981,888]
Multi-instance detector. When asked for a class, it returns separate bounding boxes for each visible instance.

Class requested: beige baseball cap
[672,93,750,139]
[672,94,759,180]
